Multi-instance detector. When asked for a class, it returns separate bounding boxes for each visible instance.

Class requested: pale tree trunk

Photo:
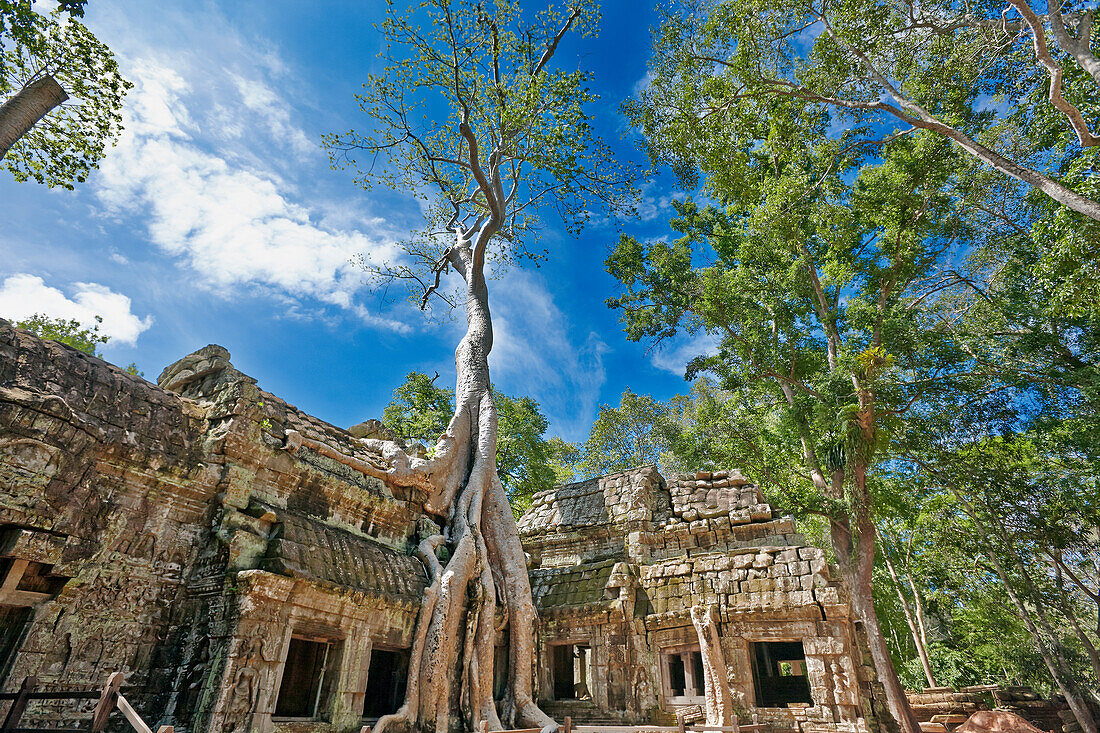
[813,17,1100,221]
[832,497,921,733]
[882,547,938,688]
[690,605,737,728]
[0,75,67,159]
[1050,552,1100,687]
[906,571,933,669]
[979,545,1098,733]
[370,222,556,733]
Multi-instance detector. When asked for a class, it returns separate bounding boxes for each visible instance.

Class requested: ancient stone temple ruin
[520,469,888,733]
[0,319,885,732]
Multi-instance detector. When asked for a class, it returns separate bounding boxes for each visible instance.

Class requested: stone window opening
[362,646,409,719]
[750,640,813,708]
[274,636,341,720]
[551,643,592,700]
[661,646,705,703]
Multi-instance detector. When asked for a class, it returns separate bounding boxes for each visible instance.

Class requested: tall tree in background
[578,387,675,475]
[0,0,130,188]
[607,108,987,729]
[324,1,635,731]
[903,433,1099,730]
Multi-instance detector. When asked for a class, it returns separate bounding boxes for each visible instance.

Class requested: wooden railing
[0,673,171,733]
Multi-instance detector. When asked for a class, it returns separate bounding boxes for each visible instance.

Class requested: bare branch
[1009,0,1100,146]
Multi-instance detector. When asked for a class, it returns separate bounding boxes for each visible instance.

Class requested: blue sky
[0,0,712,443]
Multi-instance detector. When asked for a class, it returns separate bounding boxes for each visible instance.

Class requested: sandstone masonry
[518,468,889,733]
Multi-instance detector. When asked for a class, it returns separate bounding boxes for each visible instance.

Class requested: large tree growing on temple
[323,2,634,732]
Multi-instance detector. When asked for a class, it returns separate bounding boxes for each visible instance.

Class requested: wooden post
[677,711,687,733]
[90,671,124,732]
[0,676,35,733]
[116,693,153,733]
[565,715,572,733]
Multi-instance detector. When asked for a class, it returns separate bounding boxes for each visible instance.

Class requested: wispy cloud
[473,269,609,442]
[0,274,152,345]
[91,9,409,331]
[649,330,720,377]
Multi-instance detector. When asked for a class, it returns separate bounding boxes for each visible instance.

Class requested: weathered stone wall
[520,467,888,733]
[0,321,430,732]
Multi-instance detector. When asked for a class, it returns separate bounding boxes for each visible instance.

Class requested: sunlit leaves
[324,0,637,309]
[1,1,131,188]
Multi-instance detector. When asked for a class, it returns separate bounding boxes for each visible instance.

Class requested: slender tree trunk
[1066,603,1100,687]
[832,490,921,733]
[0,75,67,159]
[373,225,555,733]
[946,489,1099,733]
[906,570,933,659]
[882,548,938,688]
[980,546,1098,733]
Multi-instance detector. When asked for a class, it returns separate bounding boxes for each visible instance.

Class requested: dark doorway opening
[662,648,705,701]
[751,640,813,707]
[551,643,592,700]
[274,637,337,719]
[363,647,409,718]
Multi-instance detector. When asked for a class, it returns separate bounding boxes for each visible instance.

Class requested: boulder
[955,711,1045,733]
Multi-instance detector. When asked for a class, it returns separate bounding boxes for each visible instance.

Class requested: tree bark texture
[690,605,738,729]
[832,506,921,733]
[372,225,556,733]
[0,75,67,160]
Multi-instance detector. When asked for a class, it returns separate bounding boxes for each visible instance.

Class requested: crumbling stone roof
[518,475,609,531]
[263,513,428,602]
[529,558,617,608]
[518,465,667,534]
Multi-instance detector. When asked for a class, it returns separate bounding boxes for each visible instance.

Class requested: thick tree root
[690,605,737,729]
[372,229,555,733]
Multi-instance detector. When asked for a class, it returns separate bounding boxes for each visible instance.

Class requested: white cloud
[93,24,408,331]
[483,269,609,442]
[649,330,720,376]
[0,274,152,345]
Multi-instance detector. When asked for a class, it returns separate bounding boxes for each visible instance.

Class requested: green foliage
[13,313,144,378]
[324,0,637,309]
[546,436,580,484]
[897,433,1100,694]
[1,0,132,188]
[14,312,107,355]
[383,371,455,444]
[577,388,678,477]
[630,0,1100,309]
[382,371,560,514]
[495,392,555,515]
